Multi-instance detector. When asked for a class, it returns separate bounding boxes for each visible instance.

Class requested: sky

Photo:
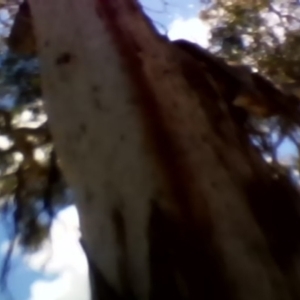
[0,205,90,300]
[0,1,210,300]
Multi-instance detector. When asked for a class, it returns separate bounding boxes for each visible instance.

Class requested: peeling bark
[29,0,300,299]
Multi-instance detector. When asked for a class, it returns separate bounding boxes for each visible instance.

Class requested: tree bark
[28,0,300,299]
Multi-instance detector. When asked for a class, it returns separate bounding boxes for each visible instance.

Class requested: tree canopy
[199,0,300,182]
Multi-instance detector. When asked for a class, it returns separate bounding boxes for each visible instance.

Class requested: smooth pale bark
[29,0,300,299]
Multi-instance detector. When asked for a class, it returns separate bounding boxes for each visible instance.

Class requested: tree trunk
[28,0,300,299]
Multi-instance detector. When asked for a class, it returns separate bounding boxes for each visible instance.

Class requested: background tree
[200,0,300,180]
[0,1,67,286]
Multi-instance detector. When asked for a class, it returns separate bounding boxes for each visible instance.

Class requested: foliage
[199,0,300,181]
[200,0,300,82]
[0,0,71,289]
[0,1,67,258]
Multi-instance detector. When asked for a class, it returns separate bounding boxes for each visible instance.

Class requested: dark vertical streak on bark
[80,238,122,300]
[148,200,233,300]
[245,176,300,299]
[111,207,136,299]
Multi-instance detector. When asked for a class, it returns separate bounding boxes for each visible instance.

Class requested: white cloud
[23,206,90,300]
[25,206,85,274]
[30,266,89,300]
[30,272,71,300]
[167,17,211,48]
